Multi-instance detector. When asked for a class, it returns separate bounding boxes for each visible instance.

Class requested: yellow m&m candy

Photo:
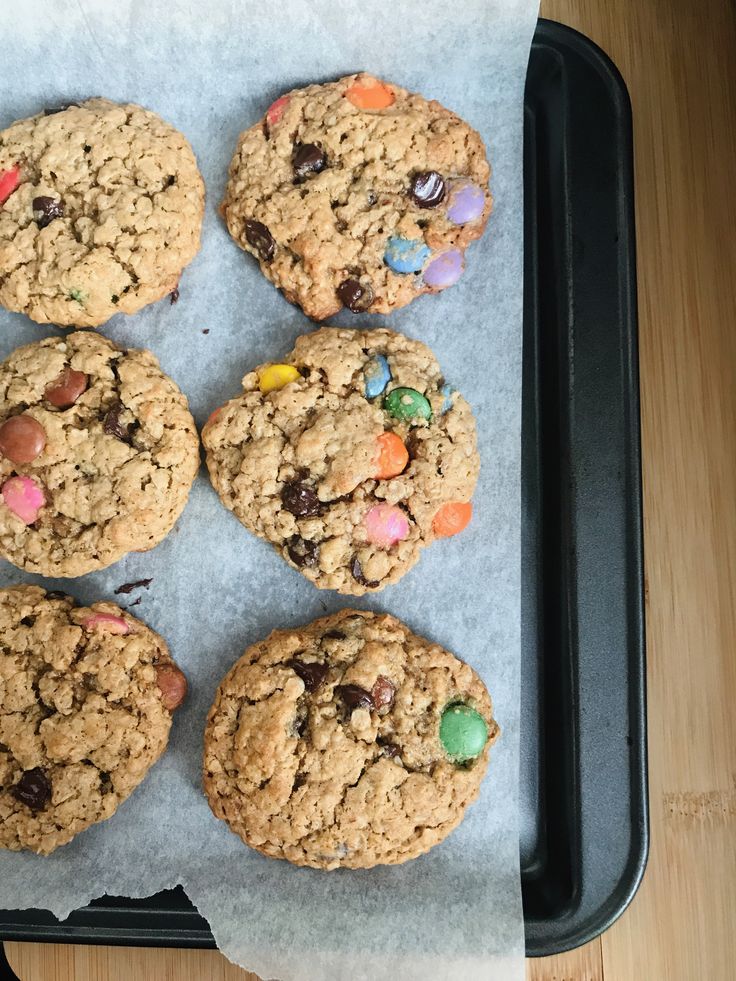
[258,364,300,394]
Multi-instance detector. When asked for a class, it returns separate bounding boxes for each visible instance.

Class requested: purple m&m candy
[423,249,464,289]
[446,180,486,225]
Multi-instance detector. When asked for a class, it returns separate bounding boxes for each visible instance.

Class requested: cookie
[203,609,497,869]
[0,585,187,854]
[0,99,205,327]
[202,327,479,594]
[0,331,199,577]
[221,74,491,320]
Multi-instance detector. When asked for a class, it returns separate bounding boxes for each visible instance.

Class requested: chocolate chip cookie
[0,331,199,577]
[0,585,187,854]
[221,74,491,320]
[202,327,479,594]
[0,99,204,327]
[203,609,497,869]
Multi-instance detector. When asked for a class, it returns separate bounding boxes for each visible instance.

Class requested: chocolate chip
[114,579,152,595]
[351,557,380,589]
[371,676,395,709]
[169,287,179,304]
[379,740,400,758]
[336,684,374,710]
[293,143,327,182]
[164,175,176,188]
[289,659,328,692]
[20,616,35,627]
[293,771,307,789]
[337,278,374,313]
[281,480,322,517]
[287,536,320,568]
[245,219,276,261]
[83,145,92,153]
[409,171,446,208]
[103,401,132,443]
[46,590,69,601]
[323,630,346,641]
[12,768,51,811]
[32,196,64,229]
[43,102,78,116]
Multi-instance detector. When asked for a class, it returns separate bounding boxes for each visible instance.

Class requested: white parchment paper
[0,1,538,977]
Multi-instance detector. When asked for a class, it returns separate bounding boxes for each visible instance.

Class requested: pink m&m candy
[364,503,410,548]
[266,95,289,128]
[81,613,130,635]
[423,249,464,289]
[1,475,45,525]
[446,180,486,225]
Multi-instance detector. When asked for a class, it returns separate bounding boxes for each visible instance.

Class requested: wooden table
[5,0,736,978]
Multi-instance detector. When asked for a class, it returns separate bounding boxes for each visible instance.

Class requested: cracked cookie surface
[202,327,479,595]
[0,98,204,327]
[221,74,491,320]
[0,584,186,854]
[0,331,199,577]
[203,609,497,869]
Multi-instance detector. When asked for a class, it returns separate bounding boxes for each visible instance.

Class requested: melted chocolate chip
[32,196,64,229]
[287,536,320,568]
[351,557,380,589]
[281,480,322,517]
[323,630,346,641]
[103,401,132,443]
[293,143,327,182]
[20,616,36,627]
[337,278,374,313]
[371,676,396,709]
[12,768,51,811]
[43,102,78,116]
[114,578,152,595]
[46,590,71,602]
[245,219,276,261]
[169,287,179,304]
[336,684,374,710]
[289,659,328,692]
[409,171,446,208]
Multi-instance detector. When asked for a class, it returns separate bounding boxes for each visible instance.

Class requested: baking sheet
[0,0,538,977]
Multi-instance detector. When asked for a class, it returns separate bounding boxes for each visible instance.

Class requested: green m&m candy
[439,703,488,762]
[383,387,432,424]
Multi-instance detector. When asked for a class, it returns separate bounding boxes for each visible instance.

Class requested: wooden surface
[6,0,736,978]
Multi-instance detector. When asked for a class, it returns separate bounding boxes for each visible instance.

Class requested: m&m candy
[364,503,410,548]
[446,180,486,225]
[439,703,488,762]
[384,236,431,274]
[423,249,464,289]
[258,364,300,393]
[364,354,392,398]
[373,432,409,480]
[383,387,432,424]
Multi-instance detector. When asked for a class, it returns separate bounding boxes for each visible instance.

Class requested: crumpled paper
[0,1,538,977]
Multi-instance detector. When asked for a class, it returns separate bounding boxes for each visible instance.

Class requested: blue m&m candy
[384,236,431,274]
[364,354,392,399]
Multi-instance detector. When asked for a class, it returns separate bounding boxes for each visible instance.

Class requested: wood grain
[6,0,736,977]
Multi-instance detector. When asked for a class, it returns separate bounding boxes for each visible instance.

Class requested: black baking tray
[0,19,647,961]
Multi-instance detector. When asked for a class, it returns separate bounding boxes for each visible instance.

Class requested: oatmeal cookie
[203,609,497,869]
[221,74,491,319]
[0,584,187,854]
[202,327,479,594]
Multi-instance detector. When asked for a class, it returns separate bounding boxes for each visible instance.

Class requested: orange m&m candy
[345,77,395,110]
[432,501,472,538]
[373,432,409,480]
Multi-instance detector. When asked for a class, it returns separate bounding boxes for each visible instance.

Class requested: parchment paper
[0,1,538,977]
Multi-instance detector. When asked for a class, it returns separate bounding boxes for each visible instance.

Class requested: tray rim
[522,16,649,956]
